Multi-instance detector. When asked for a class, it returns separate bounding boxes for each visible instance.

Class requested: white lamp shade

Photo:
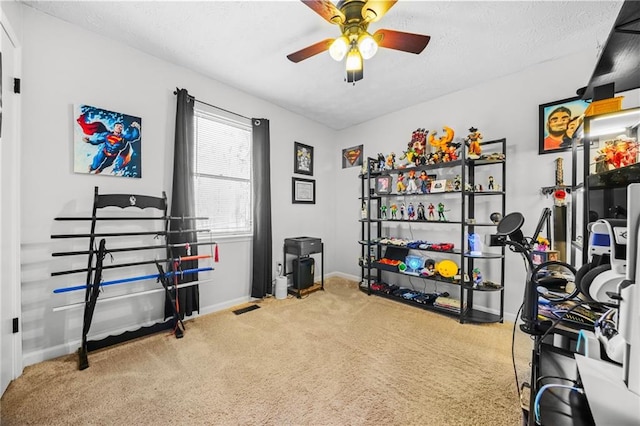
[329,36,349,61]
[345,48,363,71]
[358,33,378,60]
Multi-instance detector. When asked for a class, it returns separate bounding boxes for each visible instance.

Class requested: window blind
[194,108,252,235]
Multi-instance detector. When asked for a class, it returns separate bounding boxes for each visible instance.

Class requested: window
[194,106,252,236]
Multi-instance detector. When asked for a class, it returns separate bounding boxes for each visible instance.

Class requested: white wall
[333,51,640,322]
[19,5,338,365]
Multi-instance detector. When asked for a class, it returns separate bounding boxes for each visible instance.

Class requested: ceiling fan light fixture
[345,47,363,72]
[329,36,349,61]
[357,33,378,60]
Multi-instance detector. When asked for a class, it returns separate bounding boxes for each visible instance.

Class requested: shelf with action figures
[570,106,640,265]
[359,135,507,324]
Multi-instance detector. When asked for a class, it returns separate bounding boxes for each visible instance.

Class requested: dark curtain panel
[166,88,199,318]
[251,119,273,298]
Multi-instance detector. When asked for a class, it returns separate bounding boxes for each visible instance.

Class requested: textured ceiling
[22,0,623,130]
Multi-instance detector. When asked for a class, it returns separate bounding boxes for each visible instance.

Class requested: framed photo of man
[539,96,590,155]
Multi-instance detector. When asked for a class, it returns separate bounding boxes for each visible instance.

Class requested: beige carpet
[1,277,531,425]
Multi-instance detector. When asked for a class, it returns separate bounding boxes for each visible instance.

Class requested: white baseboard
[198,296,251,316]
[325,271,360,282]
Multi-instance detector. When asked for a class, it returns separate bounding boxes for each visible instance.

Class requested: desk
[283,237,324,298]
[533,343,594,426]
[530,330,640,425]
[575,355,640,425]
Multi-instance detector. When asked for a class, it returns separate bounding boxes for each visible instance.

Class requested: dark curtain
[166,88,199,318]
[251,119,273,298]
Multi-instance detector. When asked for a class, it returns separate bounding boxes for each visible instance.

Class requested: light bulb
[329,36,349,61]
[358,33,378,60]
[345,48,363,71]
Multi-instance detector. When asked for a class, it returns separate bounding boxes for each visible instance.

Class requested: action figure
[428,203,435,220]
[406,169,418,193]
[454,175,462,191]
[417,202,426,220]
[437,202,446,221]
[377,153,386,171]
[612,137,638,169]
[419,171,430,193]
[390,204,398,219]
[472,268,483,288]
[407,203,415,220]
[422,260,436,276]
[465,127,483,159]
[409,128,428,166]
[396,171,406,193]
[488,175,495,190]
[380,205,387,219]
[386,152,396,170]
[445,144,459,161]
[399,202,406,220]
[593,136,639,171]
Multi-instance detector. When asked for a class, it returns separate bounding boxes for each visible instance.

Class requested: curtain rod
[174,88,250,121]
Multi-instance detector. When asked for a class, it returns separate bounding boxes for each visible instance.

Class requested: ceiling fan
[287,0,431,83]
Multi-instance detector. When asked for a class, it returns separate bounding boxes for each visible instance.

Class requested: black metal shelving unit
[570,107,640,266]
[359,138,507,324]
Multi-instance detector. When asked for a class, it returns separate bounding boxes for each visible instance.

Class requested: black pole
[79,238,107,370]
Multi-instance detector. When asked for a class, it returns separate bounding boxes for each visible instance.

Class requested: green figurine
[437,202,446,221]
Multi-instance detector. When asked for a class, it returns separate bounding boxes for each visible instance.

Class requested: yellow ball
[436,260,458,278]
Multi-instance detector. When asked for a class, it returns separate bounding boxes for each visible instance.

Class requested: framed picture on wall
[294,141,313,175]
[342,144,363,168]
[539,96,590,155]
[292,177,315,204]
[74,104,142,178]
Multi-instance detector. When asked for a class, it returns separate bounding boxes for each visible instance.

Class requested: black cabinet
[359,139,507,323]
[283,237,324,298]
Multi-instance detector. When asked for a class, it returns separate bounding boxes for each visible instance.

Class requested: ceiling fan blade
[287,38,334,63]
[362,0,398,23]
[301,0,345,25]
[373,29,431,54]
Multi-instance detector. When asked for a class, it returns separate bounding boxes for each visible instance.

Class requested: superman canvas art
[74,104,142,178]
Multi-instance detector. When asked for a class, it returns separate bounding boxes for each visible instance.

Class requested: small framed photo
[539,96,590,155]
[294,141,313,175]
[430,179,447,193]
[292,177,315,204]
[375,175,393,194]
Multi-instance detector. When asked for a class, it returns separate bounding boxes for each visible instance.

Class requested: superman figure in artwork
[75,105,142,178]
